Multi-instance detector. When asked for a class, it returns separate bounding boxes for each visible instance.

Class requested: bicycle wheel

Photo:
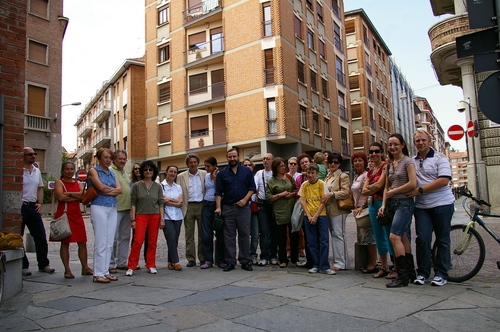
[442,224,485,282]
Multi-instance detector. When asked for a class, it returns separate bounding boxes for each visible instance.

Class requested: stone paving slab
[0,316,43,332]
[231,293,295,309]
[452,288,500,308]
[24,304,66,321]
[36,295,105,311]
[193,299,262,320]
[372,316,436,332]
[265,284,327,301]
[182,319,264,332]
[473,307,500,323]
[30,281,120,305]
[22,280,64,294]
[231,270,318,289]
[45,313,166,332]
[413,308,500,332]
[145,305,219,330]
[424,298,477,310]
[303,271,366,291]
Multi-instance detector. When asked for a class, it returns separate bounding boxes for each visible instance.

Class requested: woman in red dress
[51,162,93,278]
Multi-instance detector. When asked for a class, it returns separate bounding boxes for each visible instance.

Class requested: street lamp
[53,102,82,122]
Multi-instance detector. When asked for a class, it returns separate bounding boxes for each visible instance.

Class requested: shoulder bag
[354,174,371,228]
[50,181,72,241]
[81,169,98,205]
[337,174,355,210]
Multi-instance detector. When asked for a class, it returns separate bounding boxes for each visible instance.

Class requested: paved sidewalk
[1,199,499,331]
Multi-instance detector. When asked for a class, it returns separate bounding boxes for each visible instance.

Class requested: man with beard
[215,148,256,271]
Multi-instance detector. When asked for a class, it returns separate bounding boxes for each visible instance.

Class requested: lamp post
[54,102,82,122]
[458,98,480,199]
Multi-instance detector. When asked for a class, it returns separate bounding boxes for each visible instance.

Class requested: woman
[298,163,334,275]
[379,133,417,288]
[362,143,394,278]
[244,159,259,266]
[130,163,146,270]
[408,129,455,287]
[266,158,298,268]
[126,161,164,276]
[51,162,93,278]
[351,153,377,273]
[88,148,122,283]
[201,157,225,269]
[322,152,351,271]
[160,165,184,271]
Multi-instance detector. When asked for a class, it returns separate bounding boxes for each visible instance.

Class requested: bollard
[354,242,368,270]
[25,232,35,253]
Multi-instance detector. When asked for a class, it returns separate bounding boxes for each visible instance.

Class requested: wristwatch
[418,187,424,194]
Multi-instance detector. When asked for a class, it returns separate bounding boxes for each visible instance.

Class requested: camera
[457,101,468,113]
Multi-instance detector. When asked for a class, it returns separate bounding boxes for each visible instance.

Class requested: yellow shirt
[298,180,328,216]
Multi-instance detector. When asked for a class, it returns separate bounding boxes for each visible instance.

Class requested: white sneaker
[430,276,447,286]
[270,258,279,265]
[252,256,258,265]
[148,267,157,274]
[320,269,336,275]
[126,269,134,276]
[22,268,32,276]
[414,275,426,285]
[258,259,268,266]
[308,267,319,273]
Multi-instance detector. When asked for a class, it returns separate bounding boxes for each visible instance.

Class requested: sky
[61,0,467,152]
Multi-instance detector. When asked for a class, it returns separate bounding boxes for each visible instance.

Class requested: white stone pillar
[454,0,467,15]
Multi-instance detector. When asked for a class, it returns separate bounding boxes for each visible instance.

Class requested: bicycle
[435,189,500,282]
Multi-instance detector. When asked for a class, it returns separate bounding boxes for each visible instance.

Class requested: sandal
[200,262,213,269]
[105,274,118,281]
[361,266,379,274]
[373,268,389,278]
[64,272,75,279]
[93,276,110,283]
[81,268,93,275]
[109,268,118,274]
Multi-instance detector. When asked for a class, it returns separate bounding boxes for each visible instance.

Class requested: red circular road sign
[447,124,464,141]
[77,170,87,181]
[467,120,475,138]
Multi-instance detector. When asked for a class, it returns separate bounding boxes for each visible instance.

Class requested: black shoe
[186,261,196,267]
[223,264,235,272]
[241,263,253,271]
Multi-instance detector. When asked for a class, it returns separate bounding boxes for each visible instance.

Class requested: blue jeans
[415,203,454,279]
[250,212,259,257]
[368,200,394,256]
[387,198,414,237]
[304,216,330,270]
[21,205,49,269]
[201,200,225,264]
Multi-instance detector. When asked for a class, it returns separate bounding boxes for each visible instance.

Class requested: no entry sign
[76,170,87,181]
[448,125,465,141]
[467,120,475,138]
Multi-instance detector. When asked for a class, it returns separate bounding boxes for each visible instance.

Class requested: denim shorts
[386,197,414,237]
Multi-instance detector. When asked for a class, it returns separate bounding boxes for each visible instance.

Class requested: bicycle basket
[462,197,476,218]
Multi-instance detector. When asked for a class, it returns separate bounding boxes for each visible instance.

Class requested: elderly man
[215,148,256,271]
[109,149,131,272]
[177,153,207,267]
[21,147,54,276]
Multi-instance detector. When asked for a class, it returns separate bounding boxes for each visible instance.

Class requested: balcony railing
[339,104,348,121]
[183,0,221,24]
[334,33,343,53]
[370,118,376,130]
[92,128,111,149]
[25,114,50,132]
[186,127,226,150]
[365,62,372,76]
[336,69,346,87]
[363,36,370,50]
[264,68,275,85]
[368,90,374,103]
[77,119,93,137]
[185,82,225,108]
[341,140,350,157]
[331,1,340,18]
[76,144,93,160]
[262,19,272,37]
[184,35,224,64]
[92,103,111,124]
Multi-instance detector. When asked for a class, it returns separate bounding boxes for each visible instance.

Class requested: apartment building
[414,96,446,154]
[344,9,393,155]
[144,0,352,170]
[24,0,66,178]
[449,151,468,189]
[75,59,146,170]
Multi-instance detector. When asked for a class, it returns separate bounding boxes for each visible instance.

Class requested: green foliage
[43,175,57,204]
[62,151,69,163]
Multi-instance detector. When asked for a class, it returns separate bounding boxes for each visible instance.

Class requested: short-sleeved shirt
[110,164,131,211]
[265,175,296,225]
[215,165,256,204]
[131,181,164,214]
[161,180,183,220]
[204,172,217,202]
[298,180,329,216]
[387,156,414,199]
[255,169,272,201]
[92,164,117,207]
[414,148,455,209]
[22,166,44,202]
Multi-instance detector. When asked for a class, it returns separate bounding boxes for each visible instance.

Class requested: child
[313,152,328,180]
[298,163,335,275]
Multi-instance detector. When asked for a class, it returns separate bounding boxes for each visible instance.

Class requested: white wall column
[454,0,467,15]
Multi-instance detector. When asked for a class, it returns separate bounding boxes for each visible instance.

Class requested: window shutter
[190,116,208,131]
[159,122,171,143]
[29,40,47,64]
[28,85,46,116]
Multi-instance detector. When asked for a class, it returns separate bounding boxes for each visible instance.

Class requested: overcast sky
[61,0,467,152]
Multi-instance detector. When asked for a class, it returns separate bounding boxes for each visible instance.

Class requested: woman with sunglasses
[126,161,164,276]
[362,143,394,278]
[130,163,148,270]
[379,134,417,287]
[322,152,351,271]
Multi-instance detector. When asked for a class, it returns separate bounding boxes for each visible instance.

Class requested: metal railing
[336,69,346,87]
[365,62,372,76]
[92,128,111,148]
[368,89,374,103]
[184,35,224,64]
[334,33,343,53]
[25,114,50,132]
[185,81,225,107]
[370,118,376,130]
[263,19,272,37]
[332,2,340,18]
[339,104,348,121]
[186,127,226,149]
[341,141,350,157]
[183,0,221,24]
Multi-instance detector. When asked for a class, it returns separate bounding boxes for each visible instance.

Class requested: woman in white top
[161,165,183,271]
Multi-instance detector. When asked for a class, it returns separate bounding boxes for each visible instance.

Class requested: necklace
[143,181,154,194]
[392,156,404,172]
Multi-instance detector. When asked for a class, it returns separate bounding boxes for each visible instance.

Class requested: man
[21,147,54,276]
[109,149,131,272]
[215,148,256,271]
[177,153,206,267]
[254,153,278,266]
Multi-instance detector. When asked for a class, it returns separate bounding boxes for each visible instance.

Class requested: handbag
[336,174,355,210]
[81,172,98,205]
[377,210,392,226]
[213,212,224,232]
[291,199,304,233]
[250,201,259,214]
[355,207,371,228]
[50,181,72,241]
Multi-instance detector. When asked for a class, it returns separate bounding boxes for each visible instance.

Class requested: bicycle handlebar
[457,188,491,207]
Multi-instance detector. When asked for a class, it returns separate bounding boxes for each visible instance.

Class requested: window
[267,98,276,134]
[324,118,330,138]
[334,23,342,52]
[321,77,328,99]
[331,0,340,18]
[29,0,48,18]
[158,122,172,144]
[27,84,46,116]
[338,91,346,119]
[317,4,323,22]
[158,82,171,103]
[210,27,223,54]
[319,39,325,59]
[159,44,170,63]
[264,49,274,85]
[123,137,128,152]
[310,69,317,92]
[28,40,47,64]
[158,6,169,25]
[190,115,209,136]
[123,105,127,120]
[336,56,345,86]
[300,105,308,129]
[294,16,302,39]
[313,112,319,134]
[189,73,208,94]
[307,30,314,50]
[306,0,313,11]
[188,31,206,53]
[263,3,272,37]
[297,60,305,84]
[33,149,45,172]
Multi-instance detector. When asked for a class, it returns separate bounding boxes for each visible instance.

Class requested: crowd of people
[21,128,454,287]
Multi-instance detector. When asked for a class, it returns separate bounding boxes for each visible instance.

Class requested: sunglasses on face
[243,164,252,167]
[369,150,381,154]
[263,157,271,161]
[143,168,153,172]
[331,161,340,165]
[134,168,140,171]
[289,162,297,166]
[24,152,37,156]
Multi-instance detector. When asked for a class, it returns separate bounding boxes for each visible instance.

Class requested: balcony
[184,35,224,67]
[185,82,225,110]
[336,69,346,87]
[25,114,50,132]
[368,90,374,103]
[183,0,221,27]
[341,140,351,157]
[77,119,92,138]
[334,33,343,53]
[331,1,340,19]
[77,144,93,160]
[92,128,111,149]
[186,127,227,150]
[370,118,376,130]
[92,102,111,124]
[363,36,370,50]
[262,19,272,37]
[339,104,348,121]
[365,62,372,76]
